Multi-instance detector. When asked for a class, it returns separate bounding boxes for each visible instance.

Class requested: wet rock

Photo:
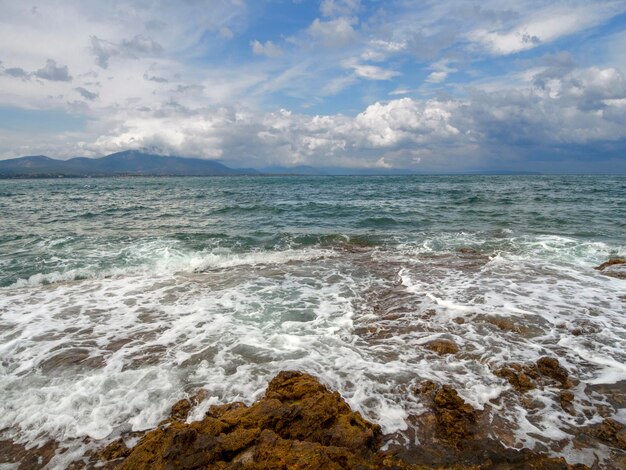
[495,363,539,392]
[424,338,459,355]
[170,398,193,421]
[99,438,131,461]
[559,390,576,415]
[458,247,480,255]
[416,380,438,396]
[487,316,524,334]
[595,258,626,270]
[495,357,572,394]
[113,371,388,469]
[432,386,477,444]
[594,257,626,279]
[593,418,626,450]
[0,439,58,470]
[537,357,571,388]
[168,388,210,422]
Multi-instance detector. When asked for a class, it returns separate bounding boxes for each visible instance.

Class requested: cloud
[308,18,357,47]
[90,34,163,68]
[0,0,625,173]
[54,63,623,172]
[75,87,98,101]
[219,26,234,39]
[320,0,360,17]
[344,59,399,80]
[34,59,72,81]
[143,73,169,83]
[90,36,119,69]
[122,35,163,54]
[468,4,622,55]
[251,40,283,57]
[426,71,448,83]
[3,67,29,79]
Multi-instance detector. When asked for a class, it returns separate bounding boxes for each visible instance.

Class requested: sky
[0,0,625,172]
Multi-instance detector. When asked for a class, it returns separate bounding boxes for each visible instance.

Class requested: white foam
[0,234,624,466]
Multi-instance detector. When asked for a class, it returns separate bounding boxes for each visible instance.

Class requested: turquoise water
[0,175,625,467]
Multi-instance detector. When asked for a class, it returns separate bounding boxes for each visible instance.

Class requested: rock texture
[594,258,626,279]
[424,338,459,355]
[99,370,591,469]
[495,356,572,393]
[111,371,393,470]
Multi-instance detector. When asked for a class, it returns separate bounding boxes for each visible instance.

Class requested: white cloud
[251,40,283,57]
[320,0,360,17]
[344,59,399,80]
[468,4,624,55]
[426,71,448,83]
[308,17,358,47]
[0,0,625,172]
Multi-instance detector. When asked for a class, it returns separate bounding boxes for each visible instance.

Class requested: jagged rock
[560,391,576,415]
[432,386,477,444]
[424,338,459,355]
[100,438,131,461]
[594,418,626,450]
[496,357,571,393]
[113,371,388,469]
[495,363,539,392]
[537,357,570,388]
[103,371,591,470]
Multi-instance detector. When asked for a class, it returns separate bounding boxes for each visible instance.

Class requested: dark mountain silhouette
[0,150,258,177]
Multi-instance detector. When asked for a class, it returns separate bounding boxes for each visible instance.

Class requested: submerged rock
[592,418,626,450]
[424,338,460,355]
[536,356,571,388]
[495,363,539,392]
[495,357,571,393]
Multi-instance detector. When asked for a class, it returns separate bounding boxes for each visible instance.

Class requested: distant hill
[0,151,259,178]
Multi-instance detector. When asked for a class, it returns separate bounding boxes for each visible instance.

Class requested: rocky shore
[92,369,621,469]
[2,368,625,468]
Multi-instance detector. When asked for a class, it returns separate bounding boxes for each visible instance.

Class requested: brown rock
[170,398,193,421]
[594,258,626,279]
[495,363,538,393]
[559,391,576,415]
[115,371,386,469]
[487,316,523,334]
[433,386,476,444]
[595,258,626,270]
[537,357,570,388]
[99,438,130,461]
[424,338,459,355]
[0,439,58,470]
[594,418,626,450]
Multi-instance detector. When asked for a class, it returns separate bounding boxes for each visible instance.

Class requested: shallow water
[0,175,624,467]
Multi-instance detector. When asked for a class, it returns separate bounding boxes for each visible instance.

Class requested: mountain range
[0,150,257,177]
[0,150,542,177]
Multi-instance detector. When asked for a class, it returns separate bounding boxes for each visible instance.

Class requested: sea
[0,175,625,467]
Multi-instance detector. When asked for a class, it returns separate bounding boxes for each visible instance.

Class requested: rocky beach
[1,176,625,468]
